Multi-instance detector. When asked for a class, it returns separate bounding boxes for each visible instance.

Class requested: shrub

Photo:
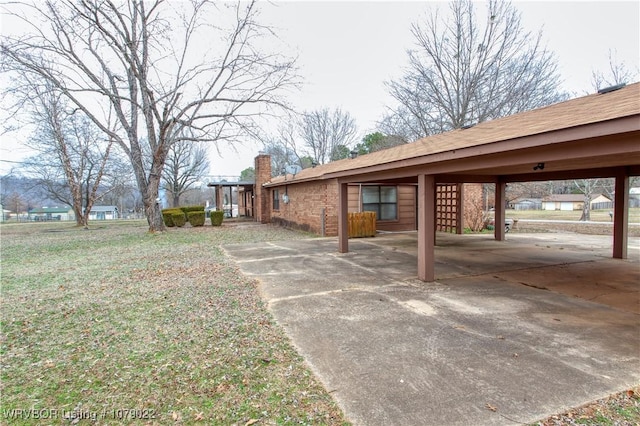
[172,212,186,227]
[210,210,224,226]
[162,212,175,227]
[162,208,184,227]
[180,205,205,215]
[188,211,206,227]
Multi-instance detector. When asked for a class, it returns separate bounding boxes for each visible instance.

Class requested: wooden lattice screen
[436,184,462,233]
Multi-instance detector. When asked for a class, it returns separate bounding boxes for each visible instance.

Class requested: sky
[1,1,638,178]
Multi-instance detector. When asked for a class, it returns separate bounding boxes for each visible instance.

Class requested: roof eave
[323,114,640,181]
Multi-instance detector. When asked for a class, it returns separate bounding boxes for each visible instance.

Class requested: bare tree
[574,179,603,222]
[20,82,113,228]
[162,140,209,207]
[575,47,635,216]
[1,0,297,232]
[591,49,639,91]
[262,141,296,177]
[0,174,39,219]
[299,107,358,165]
[505,181,550,206]
[2,190,26,221]
[262,119,306,175]
[378,109,425,143]
[384,0,566,139]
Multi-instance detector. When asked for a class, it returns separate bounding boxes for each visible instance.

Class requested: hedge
[180,205,205,214]
[162,208,184,227]
[187,211,206,227]
[210,210,224,226]
[172,212,186,227]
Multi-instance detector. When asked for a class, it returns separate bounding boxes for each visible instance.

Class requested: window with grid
[272,189,279,211]
[362,186,397,220]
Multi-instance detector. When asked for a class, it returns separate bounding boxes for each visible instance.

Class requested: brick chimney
[254,154,272,223]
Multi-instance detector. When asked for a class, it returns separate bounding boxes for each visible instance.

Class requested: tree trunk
[73,205,86,228]
[143,157,167,233]
[80,213,89,229]
[145,195,165,232]
[579,195,592,221]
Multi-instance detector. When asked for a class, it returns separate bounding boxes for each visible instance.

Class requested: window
[362,186,397,220]
[272,189,280,210]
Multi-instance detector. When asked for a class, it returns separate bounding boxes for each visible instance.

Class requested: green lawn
[0,221,348,425]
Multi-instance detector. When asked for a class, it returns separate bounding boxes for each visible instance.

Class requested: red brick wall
[254,154,272,223]
[255,155,487,236]
[268,181,420,236]
[269,179,339,236]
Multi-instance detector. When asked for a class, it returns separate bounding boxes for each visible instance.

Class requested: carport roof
[265,82,640,186]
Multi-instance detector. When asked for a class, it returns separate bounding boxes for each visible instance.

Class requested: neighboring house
[28,206,119,221]
[541,194,611,211]
[28,207,74,221]
[88,206,119,220]
[510,198,542,210]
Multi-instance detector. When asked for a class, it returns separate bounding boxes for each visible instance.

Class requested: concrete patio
[223,231,640,425]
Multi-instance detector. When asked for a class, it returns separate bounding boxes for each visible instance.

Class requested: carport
[328,83,640,281]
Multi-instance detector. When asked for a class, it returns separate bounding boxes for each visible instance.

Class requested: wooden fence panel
[348,212,376,238]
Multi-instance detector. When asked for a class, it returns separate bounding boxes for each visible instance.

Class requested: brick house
[247,83,638,281]
[253,154,482,236]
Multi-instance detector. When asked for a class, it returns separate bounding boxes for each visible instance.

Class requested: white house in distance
[541,194,611,211]
[87,206,119,220]
[28,207,74,221]
[26,205,119,221]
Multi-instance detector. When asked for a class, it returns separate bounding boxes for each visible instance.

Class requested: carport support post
[418,174,436,282]
[494,180,506,241]
[613,169,629,259]
[338,181,349,253]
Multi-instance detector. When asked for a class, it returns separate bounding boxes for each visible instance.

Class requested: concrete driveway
[223,231,640,425]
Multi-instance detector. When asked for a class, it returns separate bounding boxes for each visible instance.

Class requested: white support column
[495,180,506,241]
[613,169,629,259]
[418,174,436,282]
[338,181,349,253]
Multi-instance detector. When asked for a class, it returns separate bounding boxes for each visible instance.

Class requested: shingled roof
[265,82,640,186]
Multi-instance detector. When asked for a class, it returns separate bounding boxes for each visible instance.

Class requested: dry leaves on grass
[0,222,346,425]
[533,386,640,426]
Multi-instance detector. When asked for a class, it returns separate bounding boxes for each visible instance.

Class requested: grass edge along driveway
[0,221,347,425]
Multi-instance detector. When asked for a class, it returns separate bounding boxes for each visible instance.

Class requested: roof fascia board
[334,130,640,184]
[327,115,640,181]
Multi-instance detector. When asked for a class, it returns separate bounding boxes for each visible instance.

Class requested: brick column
[254,154,272,224]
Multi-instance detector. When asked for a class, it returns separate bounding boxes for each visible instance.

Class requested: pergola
[325,83,640,281]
